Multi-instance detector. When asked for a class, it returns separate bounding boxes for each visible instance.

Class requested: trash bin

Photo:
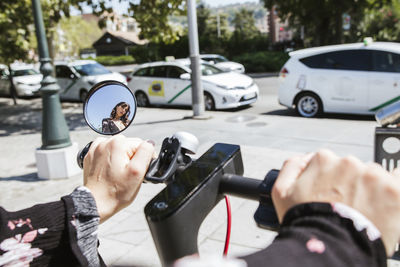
[374,127,400,171]
[374,126,400,260]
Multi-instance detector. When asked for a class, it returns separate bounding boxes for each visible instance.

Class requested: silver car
[200,54,245,74]
[0,64,42,97]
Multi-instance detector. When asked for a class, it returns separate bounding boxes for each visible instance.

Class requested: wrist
[85,182,118,223]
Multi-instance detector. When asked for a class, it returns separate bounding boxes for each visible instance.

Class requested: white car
[278,40,400,118]
[55,60,127,102]
[200,54,245,74]
[0,64,42,97]
[127,59,258,110]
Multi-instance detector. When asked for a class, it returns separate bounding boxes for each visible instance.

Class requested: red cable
[223,195,232,256]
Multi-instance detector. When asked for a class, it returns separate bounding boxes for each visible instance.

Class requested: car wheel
[136,91,149,107]
[204,92,215,111]
[80,90,88,103]
[296,93,322,118]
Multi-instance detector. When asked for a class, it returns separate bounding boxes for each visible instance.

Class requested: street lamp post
[32,0,71,149]
[187,0,205,117]
[32,0,80,179]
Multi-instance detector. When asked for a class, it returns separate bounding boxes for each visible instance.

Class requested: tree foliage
[359,0,400,41]
[0,0,91,63]
[232,8,260,40]
[0,0,33,64]
[263,0,387,46]
[197,4,230,39]
[128,0,186,44]
[195,3,231,54]
[54,16,102,58]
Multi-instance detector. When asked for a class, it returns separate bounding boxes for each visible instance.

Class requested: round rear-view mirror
[83,80,137,135]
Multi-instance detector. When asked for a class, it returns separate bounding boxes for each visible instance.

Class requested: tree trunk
[7,65,17,105]
[335,11,343,44]
[316,18,330,46]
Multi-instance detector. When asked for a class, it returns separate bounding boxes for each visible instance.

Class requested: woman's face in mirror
[116,103,129,118]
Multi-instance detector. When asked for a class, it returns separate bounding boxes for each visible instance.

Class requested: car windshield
[213,56,228,63]
[202,56,228,63]
[12,69,39,76]
[200,64,224,75]
[73,63,111,76]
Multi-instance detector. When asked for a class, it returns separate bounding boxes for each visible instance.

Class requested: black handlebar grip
[254,169,280,231]
[77,141,93,169]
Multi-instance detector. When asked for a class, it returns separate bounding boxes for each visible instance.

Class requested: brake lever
[77,141,93,169]
[145,137,181,184]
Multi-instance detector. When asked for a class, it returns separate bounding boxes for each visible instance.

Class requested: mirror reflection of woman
[102,102,130,134]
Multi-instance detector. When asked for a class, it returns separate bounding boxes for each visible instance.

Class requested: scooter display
[77,80,281,266]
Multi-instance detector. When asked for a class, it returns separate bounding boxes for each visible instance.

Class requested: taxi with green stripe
[127,59,259,110]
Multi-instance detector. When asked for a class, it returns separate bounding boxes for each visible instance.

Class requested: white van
[278,41,400,117]
[55,60,127,102]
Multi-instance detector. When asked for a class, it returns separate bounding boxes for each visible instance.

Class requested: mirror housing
[179,73,190,80]
[83,80,137,135]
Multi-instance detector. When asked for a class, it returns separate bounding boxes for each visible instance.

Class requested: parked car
[55,60,127,102]
[199,54,245,74]
[0,64,42,97]
[278,40,400,118]
[127,59,258,110]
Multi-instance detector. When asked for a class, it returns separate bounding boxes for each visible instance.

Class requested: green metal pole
[32,0,71,149]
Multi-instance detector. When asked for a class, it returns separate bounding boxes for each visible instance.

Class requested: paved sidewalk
[1,97,398,266]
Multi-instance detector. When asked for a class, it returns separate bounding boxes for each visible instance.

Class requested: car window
[200,64,223,76]
[167,66,186,78]
[300,50,371,71]
[372,51,400,73]
[149,66,167,78]
[0,68,9,78]
[55,65,74,78]
[214,56,228,63]
[11,69,39,76]
[73,63,111,76]
[201,56,228,64]
[133,67,149,77]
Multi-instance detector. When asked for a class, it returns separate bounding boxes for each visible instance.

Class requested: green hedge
[232,51,289,73]
[93,55,135,66]
[88,50,289,73]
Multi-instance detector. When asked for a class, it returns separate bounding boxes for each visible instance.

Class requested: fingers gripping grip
[254,169,280,231]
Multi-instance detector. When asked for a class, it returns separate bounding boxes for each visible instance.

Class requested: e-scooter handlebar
[77,138,280,267]
[144,143,279,266]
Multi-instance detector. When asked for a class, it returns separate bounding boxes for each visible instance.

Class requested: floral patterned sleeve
[0,187,105,267]
[241,202,387,267]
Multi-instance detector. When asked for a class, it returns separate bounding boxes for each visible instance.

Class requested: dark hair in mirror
[110,101,131,126]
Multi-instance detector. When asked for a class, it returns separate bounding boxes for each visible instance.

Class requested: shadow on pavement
[139,103,252,113]
[0,172,44,182]
[262,108,376,121]
[0,98,88,136]
[135,117,191,126]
